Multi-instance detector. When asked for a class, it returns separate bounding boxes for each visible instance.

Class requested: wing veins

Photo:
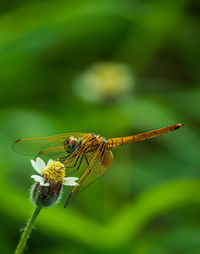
[64,142,107,207]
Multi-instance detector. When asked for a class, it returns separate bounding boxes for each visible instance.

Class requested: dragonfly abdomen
[107,137,126,149]
[107,124,184,149]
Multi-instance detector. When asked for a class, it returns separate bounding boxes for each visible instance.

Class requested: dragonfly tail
[107,123,184,149]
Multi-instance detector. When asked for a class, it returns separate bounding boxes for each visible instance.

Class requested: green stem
[15,206,42,254]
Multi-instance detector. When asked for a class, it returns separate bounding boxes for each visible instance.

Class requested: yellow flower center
[42,161,65,183]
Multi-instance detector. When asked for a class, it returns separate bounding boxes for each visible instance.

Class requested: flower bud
[31,182,62,208]
[29,158,79,208]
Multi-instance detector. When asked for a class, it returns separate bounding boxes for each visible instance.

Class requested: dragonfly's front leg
[58,154,70,163]
[84,154,90,172]
[65,155,84,176]
[64,154,80,167]
[76,144,105,183]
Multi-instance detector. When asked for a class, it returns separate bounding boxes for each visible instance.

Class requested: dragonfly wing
[64,143,113,207]
[13,133,87,159]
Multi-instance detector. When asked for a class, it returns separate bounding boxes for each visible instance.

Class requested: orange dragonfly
[13,123,183,206]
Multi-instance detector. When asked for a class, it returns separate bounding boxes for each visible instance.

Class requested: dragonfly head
[64,136,80,153]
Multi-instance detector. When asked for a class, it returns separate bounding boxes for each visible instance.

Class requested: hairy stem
[15,206,42,254]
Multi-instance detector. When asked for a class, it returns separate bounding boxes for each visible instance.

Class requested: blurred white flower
[74,62,135,103]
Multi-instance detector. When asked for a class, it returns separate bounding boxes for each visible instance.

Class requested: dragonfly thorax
[64,136,80,153]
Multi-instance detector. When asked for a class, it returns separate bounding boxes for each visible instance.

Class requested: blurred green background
[0,0,200,253]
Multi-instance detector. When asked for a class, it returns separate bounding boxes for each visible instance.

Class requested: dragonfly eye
[64,137,79,153]
[64,139,69,145]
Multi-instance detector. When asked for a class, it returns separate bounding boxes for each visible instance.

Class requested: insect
[13,123,183,206]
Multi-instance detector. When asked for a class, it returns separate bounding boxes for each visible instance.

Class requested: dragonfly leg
[65,155,81,168]
[62,152,79,165]
[84,154,90,170]
[65,155,84,176]
[58,155,70,163]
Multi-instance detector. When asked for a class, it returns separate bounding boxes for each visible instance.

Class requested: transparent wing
[13,133,87,159]
[64,143,114,207]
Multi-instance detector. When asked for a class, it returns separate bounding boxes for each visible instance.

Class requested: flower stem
[15,206,42,254]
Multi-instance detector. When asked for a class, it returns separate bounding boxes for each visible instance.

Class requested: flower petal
[47,159,53,166]
[40,182,50,186]
[30,160,42,174]
[64,177,79,181]
[31,175,50,186]
[31,175,43,181]
[63,177,79,186]
[36,157,46,172]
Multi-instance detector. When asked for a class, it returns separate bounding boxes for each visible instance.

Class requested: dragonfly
[13,123,183,207]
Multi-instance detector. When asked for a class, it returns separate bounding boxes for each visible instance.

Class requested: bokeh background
[0,0,200,253]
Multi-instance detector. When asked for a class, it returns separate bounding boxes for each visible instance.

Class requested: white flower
[74,62,135,103]
[30,157,79,187]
